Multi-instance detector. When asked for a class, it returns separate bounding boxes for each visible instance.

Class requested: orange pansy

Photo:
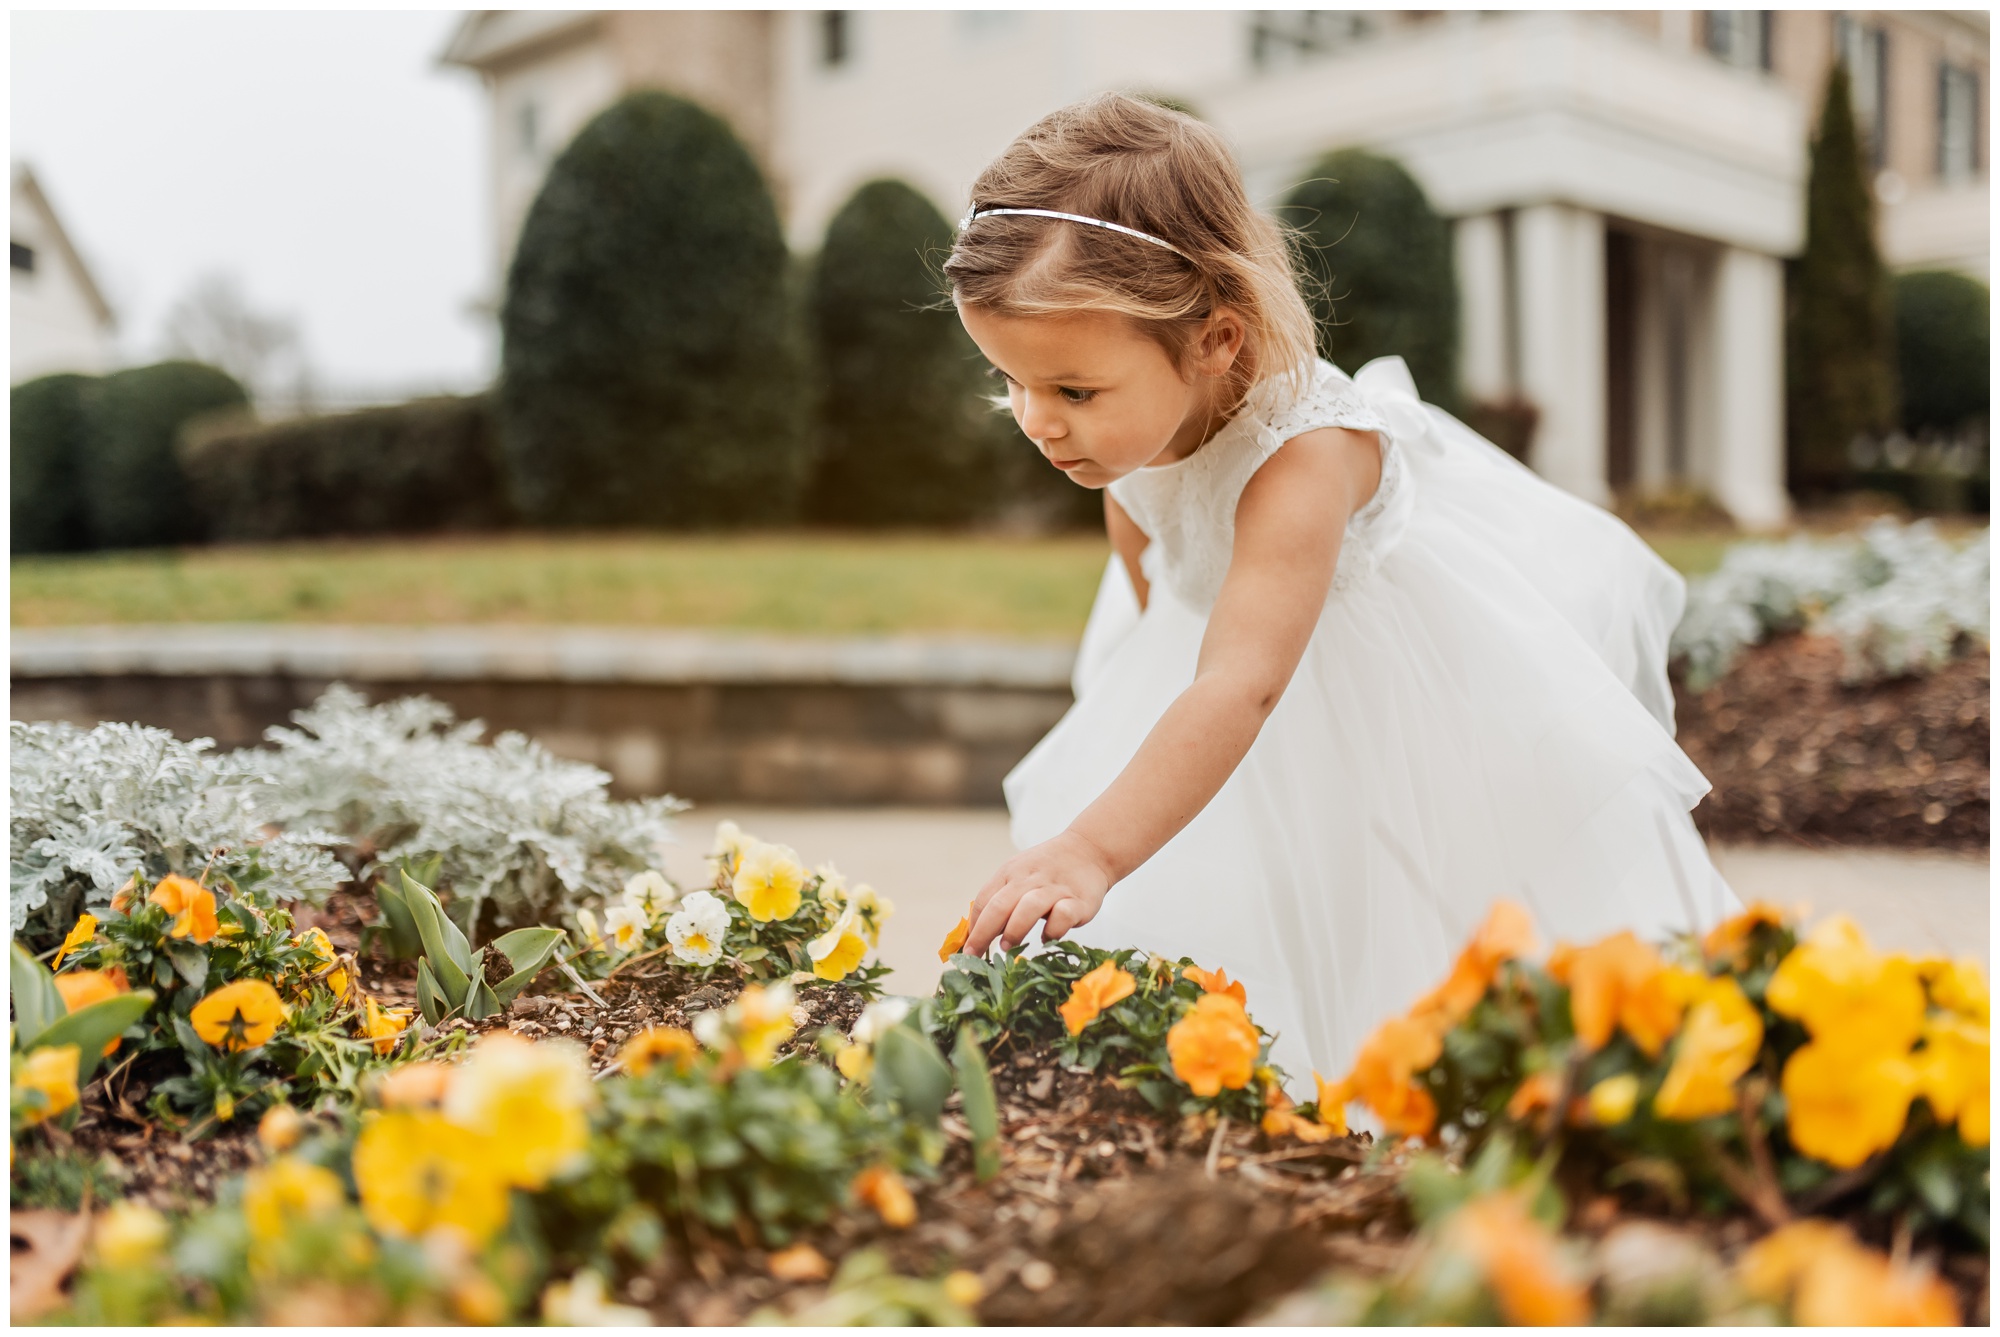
[1444,1190,1591,1326]
[1505,1069,1562,1122]
[1701,901,1788,963]
[1344,1016,1442,1139]
[852,1165,917,1228]
[1548,932,1691,1056]
[1313,1072,1353,1136]
[1182,964,1248,1006]
[938,916,970,963]
[1166,992,1261,1097]
[1059,961,1137,1037]
[148,874,219,945]
[1409,901,1537,1034]
[54,967,133,1056]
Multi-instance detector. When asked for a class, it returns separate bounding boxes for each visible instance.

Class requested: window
[1704,11,1771,70]
[517,99,540,160]
[10,241,33,273]
[1835,14,1890,169]
[821,11,851,68]
[1249,12,1381,72]
[1939,62,1980,180]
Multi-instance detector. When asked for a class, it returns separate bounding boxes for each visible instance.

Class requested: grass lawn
[10,519,1975,636]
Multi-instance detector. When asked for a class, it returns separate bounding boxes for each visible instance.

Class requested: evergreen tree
[1893,270,1988,434]
[1787,64,1897,494]
[805,179,1014,525]
[1281,148,1459,407]
[499,92,807,527]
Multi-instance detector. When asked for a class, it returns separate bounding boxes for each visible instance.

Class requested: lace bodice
[1106,358,1413,611]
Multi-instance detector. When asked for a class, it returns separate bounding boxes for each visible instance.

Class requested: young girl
[945,94,1739,1087]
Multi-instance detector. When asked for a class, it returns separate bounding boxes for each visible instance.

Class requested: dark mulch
[1676,637,1989,850]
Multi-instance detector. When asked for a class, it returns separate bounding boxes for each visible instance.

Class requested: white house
[441,10,1990,531]
[11,163,118,384]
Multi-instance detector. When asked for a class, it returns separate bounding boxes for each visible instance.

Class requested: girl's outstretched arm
[966,425,1383,954]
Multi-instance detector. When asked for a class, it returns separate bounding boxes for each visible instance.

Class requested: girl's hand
[967,830,1114,955]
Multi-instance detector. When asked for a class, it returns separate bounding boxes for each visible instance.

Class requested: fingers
[967,881,1022,956]
[1001,886,1064,950]
[1043,897,1092,943]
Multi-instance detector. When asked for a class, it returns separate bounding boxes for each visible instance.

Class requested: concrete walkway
[658,807,1991,997]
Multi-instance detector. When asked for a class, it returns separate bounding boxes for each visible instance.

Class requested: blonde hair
[943,93,1317,407]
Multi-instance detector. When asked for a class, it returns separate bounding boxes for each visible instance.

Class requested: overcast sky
[13,10,491,395]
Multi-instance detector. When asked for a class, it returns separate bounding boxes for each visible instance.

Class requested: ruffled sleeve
[1260,360,1410,596]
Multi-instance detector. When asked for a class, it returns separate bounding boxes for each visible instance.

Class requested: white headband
[958,206,1192,261]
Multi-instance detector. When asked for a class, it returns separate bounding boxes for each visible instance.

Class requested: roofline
[437,11,601,73]
[11,163,116,329]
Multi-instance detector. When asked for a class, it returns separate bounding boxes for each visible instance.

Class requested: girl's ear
[1189,308,1247,378]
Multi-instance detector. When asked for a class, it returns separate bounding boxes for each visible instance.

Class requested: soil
[1675,637,1989,850]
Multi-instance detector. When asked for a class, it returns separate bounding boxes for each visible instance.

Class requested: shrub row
[10,361,248,555]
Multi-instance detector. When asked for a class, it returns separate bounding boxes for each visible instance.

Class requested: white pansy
[851,996,912,1048]
[691,1008,725,1049]
[665,889,730,967]
[621,869,678,919]
[541,1268,650,1326]
[604,903,647,953]
[574,907,603,951]
[851,883,894,944]
[709,820,750,876]
[816,862,849,906]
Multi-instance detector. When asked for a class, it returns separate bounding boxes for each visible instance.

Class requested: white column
[1707,246,1792,531]
[1455,212,1510,402]
[1514,203,1610,505]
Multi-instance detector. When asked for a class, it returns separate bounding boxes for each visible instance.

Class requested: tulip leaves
[10,943,155,1085]
[385,870,564,1025]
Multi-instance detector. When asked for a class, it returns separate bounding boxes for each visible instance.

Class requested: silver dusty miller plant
[1672,519,1990,689]
[242,685,683,937]
[9,720,346,941]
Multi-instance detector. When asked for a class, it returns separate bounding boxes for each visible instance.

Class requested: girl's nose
[1016,391,1066,447]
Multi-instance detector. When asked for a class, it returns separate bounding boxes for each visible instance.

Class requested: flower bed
[12,805,1990,1324]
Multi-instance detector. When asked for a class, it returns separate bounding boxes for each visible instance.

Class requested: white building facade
[11,164,118,384]
[443,10,1991,531]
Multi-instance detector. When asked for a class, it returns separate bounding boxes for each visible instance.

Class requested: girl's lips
[1051,457,1086,471]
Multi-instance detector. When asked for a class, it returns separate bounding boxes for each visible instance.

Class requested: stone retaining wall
[9,626,1079,806]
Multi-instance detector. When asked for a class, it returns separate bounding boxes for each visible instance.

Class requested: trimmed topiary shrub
[1894,270,1988,434]
[804,179,1014,525]
[75,361,248,550]
[1281,148,1459,407]
[179,395,514,543]
[499,91,807,528]
[10,373,92,555]
[1786,65,1897,495]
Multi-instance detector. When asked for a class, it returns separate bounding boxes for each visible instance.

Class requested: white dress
[1005,356,1739,1089]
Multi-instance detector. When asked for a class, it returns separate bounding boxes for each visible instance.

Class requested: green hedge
[11,361,246,553]
[804,179,1015,525]
[1894,270,1988,434]
[1282,148,1459,407]
[179,395,514,542]
[499,91,808,528]
[10,373,93,555]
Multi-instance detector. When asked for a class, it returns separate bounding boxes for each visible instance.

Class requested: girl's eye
[986,366,1017,387]
[1060,387,1096,404]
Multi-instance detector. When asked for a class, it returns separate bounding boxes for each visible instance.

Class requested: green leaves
[952,1028,1001,1182]
[10,943,67,1051]
[873,1024,953,1127]
[393,868,559,1024]
[38,993,153,1084]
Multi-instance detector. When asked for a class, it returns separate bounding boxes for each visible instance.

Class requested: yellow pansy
[835,1042,873,1082]
[1587,1073,1641,1126]
[442,1033,594,1190]
[732,841,807,922]
[297,927,349,999]
[258,1103,306,1153]
[352,1109,510,1245]
[1765,916,1925,1055]
[17,1045,80,1125]
[1919,956,1990,1025]
[1739,1219,1959,1325]
[807,906,869,982]
[359,996,415,1056]
[92,1200,171,1267]
[190,980,288,1053]
[54,914,97,969]
[1653,975,1764,1121]
[1782,1038,1919,1169]
[1918,1014,1989,1147]
[617,1026,700,1077]
[242,1156,345,1243]
[731,982,797,1069]
[709,820,751,879]
[850,884,894,947]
